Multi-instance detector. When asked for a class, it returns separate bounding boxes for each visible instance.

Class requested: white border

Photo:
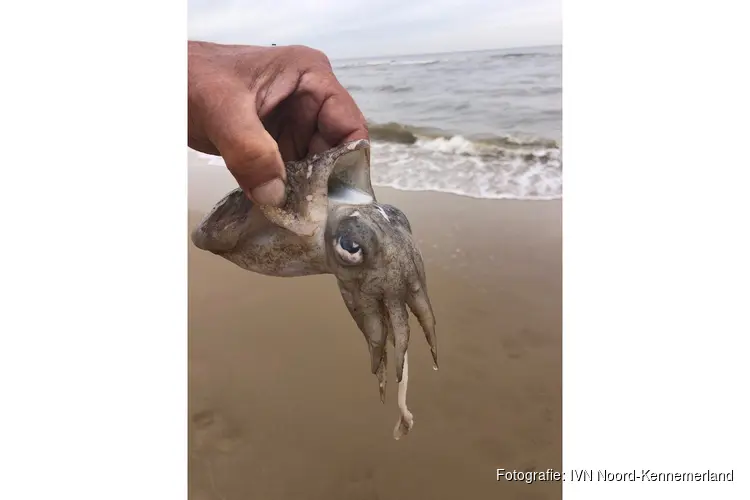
[564,0,750,498]
[1,1,187,499]
[1,1,748,499]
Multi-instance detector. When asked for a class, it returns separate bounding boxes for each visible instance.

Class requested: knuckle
[284,45,331,68]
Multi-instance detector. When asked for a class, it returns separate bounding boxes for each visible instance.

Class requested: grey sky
[188,0,561,59]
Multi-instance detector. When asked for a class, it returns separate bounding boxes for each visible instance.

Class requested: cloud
[188,0,561,58]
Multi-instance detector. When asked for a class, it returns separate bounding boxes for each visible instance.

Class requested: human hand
[188,41,369,206]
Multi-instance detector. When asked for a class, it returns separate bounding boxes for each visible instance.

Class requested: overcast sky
[188,0,561,59]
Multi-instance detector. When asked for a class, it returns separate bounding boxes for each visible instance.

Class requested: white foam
[416,136,477,155]
[188,138,563,201]
[369,138,562,200]
[191,150,227,167]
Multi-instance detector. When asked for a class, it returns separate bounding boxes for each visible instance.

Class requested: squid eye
[339,236,360,253]
[334,235,363,265]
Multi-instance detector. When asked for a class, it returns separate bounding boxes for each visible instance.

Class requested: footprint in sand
[191,409,243,454]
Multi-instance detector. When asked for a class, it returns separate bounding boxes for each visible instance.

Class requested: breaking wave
[368,122,559,149]
[192,121,562,201]
[367,121,561,200]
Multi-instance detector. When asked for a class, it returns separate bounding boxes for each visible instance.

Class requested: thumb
[203,90,287,206]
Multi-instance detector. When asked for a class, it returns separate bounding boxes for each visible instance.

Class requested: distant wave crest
[489,51,557,60]
[377,84,413,93]
[334,58,440,69]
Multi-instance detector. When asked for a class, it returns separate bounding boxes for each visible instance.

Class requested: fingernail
[250,178,286,206]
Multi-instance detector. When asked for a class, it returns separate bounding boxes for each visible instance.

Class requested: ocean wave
[391,59,440,66]
[489,51,557,60]
[376,84,413,93]
[346,84,414,93]
[368,121,559,149]
[368,134,561,200]
[502,85,562,97]
[190,124,562,200]
[334,58,441,69]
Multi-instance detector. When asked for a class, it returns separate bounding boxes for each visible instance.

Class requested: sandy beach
[188,152,562,499]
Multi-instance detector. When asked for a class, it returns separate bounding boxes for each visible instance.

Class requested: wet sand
[188,152,562,499]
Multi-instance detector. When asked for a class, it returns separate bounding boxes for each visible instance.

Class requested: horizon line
[327,43,561,61]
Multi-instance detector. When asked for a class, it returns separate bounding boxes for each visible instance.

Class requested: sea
[196,45,562,201]
[334,44,561,200]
